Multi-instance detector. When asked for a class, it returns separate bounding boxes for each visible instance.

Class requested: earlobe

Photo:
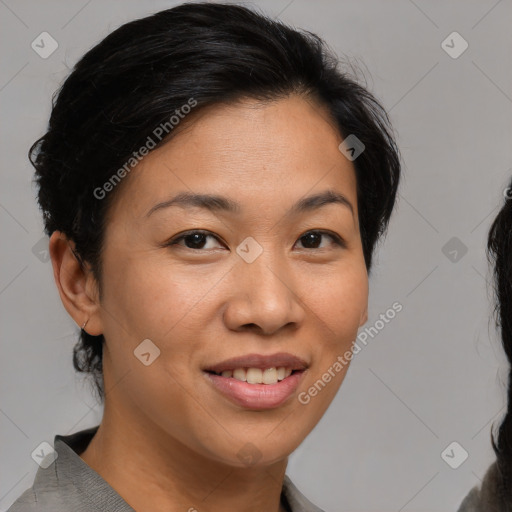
[48,231,103,336]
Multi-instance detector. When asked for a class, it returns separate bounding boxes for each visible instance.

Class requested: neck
[79,402,290,512]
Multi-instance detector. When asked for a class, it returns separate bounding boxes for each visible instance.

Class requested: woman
[8,3,400,511]
[458,184,512,511]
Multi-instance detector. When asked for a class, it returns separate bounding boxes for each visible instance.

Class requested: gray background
[1,0,511,510]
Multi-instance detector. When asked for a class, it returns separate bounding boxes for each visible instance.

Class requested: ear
[48,231,103,336]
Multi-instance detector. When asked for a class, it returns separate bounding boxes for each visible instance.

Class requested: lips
[203,352,308,410]
[203,352,308,374]
[205,371,305,410]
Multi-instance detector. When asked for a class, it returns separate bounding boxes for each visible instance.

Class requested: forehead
[108,95,357,222]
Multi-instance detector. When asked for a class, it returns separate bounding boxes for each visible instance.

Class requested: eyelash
[165,229,346,251]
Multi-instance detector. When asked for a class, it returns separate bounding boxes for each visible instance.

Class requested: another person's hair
[488,181,512,504]
[30,2,401,403]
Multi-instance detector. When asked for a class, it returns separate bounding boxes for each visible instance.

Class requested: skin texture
[49,94,369,512]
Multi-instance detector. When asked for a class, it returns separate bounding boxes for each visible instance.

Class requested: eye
[168,230,225,250]
[164,229,346,252]
[295,230,346,250]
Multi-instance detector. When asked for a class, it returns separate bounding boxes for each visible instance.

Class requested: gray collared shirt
[7,426,325,512]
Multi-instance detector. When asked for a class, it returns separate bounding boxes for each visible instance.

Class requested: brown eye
[296,230,345,250]
[168,231,224,250]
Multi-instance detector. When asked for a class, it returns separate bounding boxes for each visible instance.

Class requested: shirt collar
[34,425,324,512]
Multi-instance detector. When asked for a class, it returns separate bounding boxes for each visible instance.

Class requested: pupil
[186,233,206,249]
[303,233,320,249]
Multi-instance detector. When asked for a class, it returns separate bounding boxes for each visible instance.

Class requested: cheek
[102,255,206,339]
[99,255,225,391]
[307,262,368,343]
[298,264,367,422]
[98,260,212,430]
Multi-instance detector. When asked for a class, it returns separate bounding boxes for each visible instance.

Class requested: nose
[223,250,306,336]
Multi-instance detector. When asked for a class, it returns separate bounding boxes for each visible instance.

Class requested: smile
[207,367,294,385]
[204,368,306,410]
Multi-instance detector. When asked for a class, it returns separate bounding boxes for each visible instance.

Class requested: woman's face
[90,94,368,467]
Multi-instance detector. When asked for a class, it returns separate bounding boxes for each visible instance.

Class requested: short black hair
[30,2,401,403]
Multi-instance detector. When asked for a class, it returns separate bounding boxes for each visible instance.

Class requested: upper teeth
[217,367,293,384]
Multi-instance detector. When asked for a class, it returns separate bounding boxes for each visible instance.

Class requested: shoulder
[6,469,81,512]
[457,461,509,512]
[6,485,71,512]
[6,487,38,511]
[6,426,102,512]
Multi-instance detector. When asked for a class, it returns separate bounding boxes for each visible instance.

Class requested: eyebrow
[145,189,354,218]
